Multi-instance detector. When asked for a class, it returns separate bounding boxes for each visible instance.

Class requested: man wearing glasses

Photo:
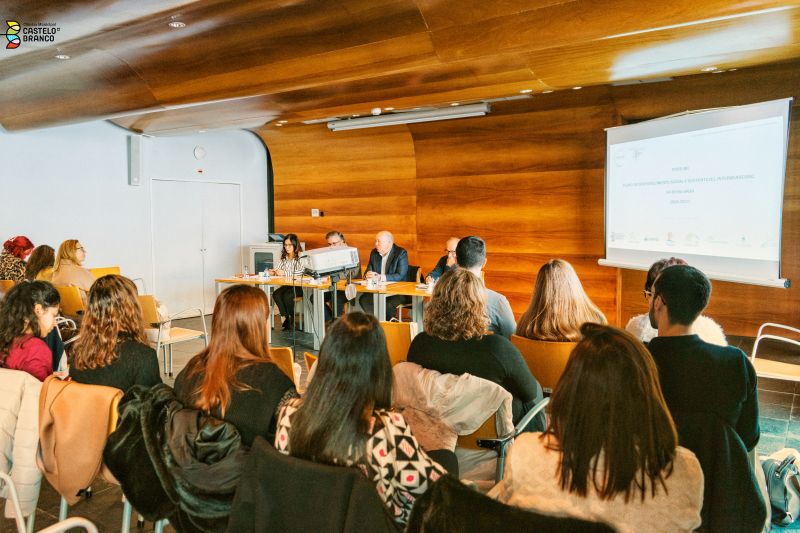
[324,231,360,320]
[425,237,459,285]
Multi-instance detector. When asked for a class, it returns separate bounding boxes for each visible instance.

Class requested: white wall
[0,121,270,292]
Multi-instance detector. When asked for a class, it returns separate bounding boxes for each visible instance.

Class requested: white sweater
[625,314,727,346]
[0,368,42,519]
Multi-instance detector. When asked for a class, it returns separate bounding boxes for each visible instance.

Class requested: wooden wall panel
[259,125,418,267]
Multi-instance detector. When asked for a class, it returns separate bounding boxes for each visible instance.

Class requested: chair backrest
[456,414,497,450]
[270,346,298,387]
[137,295,161,325]
[510,335,577,392]
[379,321,416,366]
[407,265,421,283]
[304,352,317,374]
[55,285,85,316]
[89,266,121,279]
[0,279,15,295]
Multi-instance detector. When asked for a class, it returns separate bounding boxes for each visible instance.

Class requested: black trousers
[358,293,410,321]
[323,290,348,321]
[273,286,303,317]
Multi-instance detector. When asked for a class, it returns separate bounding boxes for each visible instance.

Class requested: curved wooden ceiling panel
[0,0,798,133]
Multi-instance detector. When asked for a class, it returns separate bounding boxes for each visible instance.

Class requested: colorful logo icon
[3,20,21,49]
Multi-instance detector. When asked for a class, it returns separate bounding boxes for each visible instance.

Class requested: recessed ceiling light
[168,21,186,28]
[701,66,717,72]
[450,102,460,106]
[54,54,70,60]
[278,120,288,124]
[542,90,553,94]
[351,114,360,117]
[572,86,582,90]
[275,123,283,127]
[711,70,724,74]
[728,68,737,72]
[384,107,395,111]
[519,89,533,94]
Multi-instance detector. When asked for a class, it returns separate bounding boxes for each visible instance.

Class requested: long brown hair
[516,259,606,341]
[423,269,489,341]
[25,245,55,280]
[545,323,677,502]
[289,312,392,464]
[184,284,272,415]
[71,275,147,370]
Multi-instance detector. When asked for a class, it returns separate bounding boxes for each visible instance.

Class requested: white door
[152,180,242,315]
[201,182,242,314]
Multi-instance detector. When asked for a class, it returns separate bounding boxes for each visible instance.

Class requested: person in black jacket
[425,237,459,283]
[359,230,410,320]
[70,275,161,391]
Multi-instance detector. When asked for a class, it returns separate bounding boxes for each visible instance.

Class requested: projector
[300,247,359,276]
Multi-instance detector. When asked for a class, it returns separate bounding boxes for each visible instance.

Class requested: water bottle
[243,265,249,278]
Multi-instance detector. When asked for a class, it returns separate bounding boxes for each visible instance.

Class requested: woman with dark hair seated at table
[69,275,161,391]
[275,311,447,526]
[174,284,297,446]
[489,324,703,532]
[268,233,306,331]
[407,269,545,431]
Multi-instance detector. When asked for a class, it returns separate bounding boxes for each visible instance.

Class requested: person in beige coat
[489,324,703,533]
[51,239,95,298]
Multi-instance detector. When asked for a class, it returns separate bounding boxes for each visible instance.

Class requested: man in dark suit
[359,230,409,320]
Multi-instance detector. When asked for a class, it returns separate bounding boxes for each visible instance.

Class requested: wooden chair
[750,322,800,381]
[89,266,121,279]
[304,352,317,375]
[380,321,418,366]
[510,335,577,394]
[0,279,15,295]
[54,285,85,317]
[138,295,208,377]
[269,346,300,387]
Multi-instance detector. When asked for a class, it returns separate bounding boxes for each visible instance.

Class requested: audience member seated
[323,230,360,321]
[626,257,727,345]
[275,311,447,527]
[0,236,34,282]
[489,323,703,533]
[69,275,162,391]
[456,236,516,337]
[0,280,60,381]
[425,236,459,284]
[269,233,306,330]
[647,265,758,450]
[407,269,545,431]
[51,239,95,297]
[174,284,297,446]
[516,259,606,341]
[25,244,55,281]
[359,230,410,321]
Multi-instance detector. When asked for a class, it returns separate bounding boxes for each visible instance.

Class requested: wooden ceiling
[0,0,798,135]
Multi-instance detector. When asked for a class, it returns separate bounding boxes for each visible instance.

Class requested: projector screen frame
[601,97,793,289]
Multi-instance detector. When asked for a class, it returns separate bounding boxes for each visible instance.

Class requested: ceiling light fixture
[328,103,490,132]
[519,89,533,94]
[384,107,395,111]
[572,86,583,90]
[278,120,288,124]
[542,90,553,94]
[450,102,460,106]
[54,54,70,60]
[168,21,186,28]
[701,66,718,72]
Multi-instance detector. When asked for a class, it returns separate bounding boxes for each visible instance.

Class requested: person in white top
[625,257,727,346]
[489,323,704,533]
[268,233,306,330]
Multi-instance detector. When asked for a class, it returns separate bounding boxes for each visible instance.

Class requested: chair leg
[154,519,169,533]
[121,498,132,532]
[58,496,68,521]
[168,345,173,377]
[25,513,35,533]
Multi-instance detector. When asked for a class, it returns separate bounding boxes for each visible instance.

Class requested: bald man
[425,236,459,284]
[360,230,409,320]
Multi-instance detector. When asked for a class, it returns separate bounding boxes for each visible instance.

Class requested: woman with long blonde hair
[516,259,606,341]
[51,239,95,296]
[407,269,544,430]
[70,275,161,391]
[174,284,296,446]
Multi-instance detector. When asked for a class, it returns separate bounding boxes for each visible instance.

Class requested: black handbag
[763,453,800,526]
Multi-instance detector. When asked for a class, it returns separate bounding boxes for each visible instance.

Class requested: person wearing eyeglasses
[51,239,95,300]
[425,237,459,285]
[323,231,360,320]
[625,257,726,346]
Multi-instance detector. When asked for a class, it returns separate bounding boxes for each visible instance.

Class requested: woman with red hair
[0,236,34,282]
[174,284,297,446]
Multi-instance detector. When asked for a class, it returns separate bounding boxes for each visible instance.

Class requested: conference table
[214,276,431,349]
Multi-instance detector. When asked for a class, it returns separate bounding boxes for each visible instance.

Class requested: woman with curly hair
[0,236,34,282]
[407,269,544,430]
[70,275,161,391]
[516,259,606,341]
[0,280,60,381]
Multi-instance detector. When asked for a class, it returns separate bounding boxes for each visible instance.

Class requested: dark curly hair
[0,281,60,366]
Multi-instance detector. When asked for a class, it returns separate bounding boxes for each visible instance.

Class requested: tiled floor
[6,328,799,531]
